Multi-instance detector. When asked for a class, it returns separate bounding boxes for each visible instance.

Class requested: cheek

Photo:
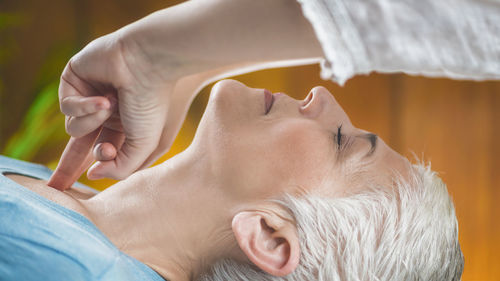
[271,123,332,182]
[240,121,334,197]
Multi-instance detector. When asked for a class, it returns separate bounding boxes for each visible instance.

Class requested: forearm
[117,0,323,79]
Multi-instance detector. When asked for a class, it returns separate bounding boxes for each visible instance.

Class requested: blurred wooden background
[0,0,498,280]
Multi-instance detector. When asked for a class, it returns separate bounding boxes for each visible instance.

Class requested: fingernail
[101,147,114,160]
[96,102,109,110]
[93,143,103,158]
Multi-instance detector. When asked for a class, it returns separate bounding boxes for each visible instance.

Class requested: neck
[83,147,241,281]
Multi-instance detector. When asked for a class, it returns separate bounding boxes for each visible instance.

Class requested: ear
[231,211,300,276]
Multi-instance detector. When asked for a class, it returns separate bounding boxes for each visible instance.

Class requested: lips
[264,89,275,114]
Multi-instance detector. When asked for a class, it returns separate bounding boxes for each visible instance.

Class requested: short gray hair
[199,163,464,281]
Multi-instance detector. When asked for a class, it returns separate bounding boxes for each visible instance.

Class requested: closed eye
[336,125,343,147]
[332,127,377,161]
[334,125,353,151]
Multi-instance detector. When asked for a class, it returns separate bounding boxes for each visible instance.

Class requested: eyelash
[337,125,343,147]
[334,124,353,151]
[334,125,345,150]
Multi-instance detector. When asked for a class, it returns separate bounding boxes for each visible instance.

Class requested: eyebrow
[335,132,378,162]
[361,133,378,158]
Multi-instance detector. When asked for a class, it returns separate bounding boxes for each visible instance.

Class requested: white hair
[198,163,464,281]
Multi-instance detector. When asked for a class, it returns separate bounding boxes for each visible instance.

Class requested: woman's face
[192,79,410,201]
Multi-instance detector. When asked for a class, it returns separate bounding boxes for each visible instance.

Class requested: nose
[299,86,352,126]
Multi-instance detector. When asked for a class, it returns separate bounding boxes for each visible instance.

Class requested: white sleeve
[296,0,500,85]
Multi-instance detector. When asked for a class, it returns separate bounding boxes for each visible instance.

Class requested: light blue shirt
[0,156,165,281]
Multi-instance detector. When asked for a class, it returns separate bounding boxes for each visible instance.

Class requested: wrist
[114,16,198,85]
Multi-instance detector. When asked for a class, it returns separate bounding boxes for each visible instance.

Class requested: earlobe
[232,211,300,276]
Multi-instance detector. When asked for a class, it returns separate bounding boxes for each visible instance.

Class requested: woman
[1,79,463,280]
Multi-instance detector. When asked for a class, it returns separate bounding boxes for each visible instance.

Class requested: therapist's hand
[48,0,323,190]
[48,32,195,190]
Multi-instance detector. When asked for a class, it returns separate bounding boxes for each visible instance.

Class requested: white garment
[296,0,500,85]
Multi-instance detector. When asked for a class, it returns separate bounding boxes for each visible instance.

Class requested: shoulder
[0,157,112,280]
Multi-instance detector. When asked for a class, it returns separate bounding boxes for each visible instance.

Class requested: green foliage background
[0,11,75,169]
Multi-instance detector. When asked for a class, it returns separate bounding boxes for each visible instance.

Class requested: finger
[92,127,125,161]
[87,137,159,180]
[47,129,101,191]
[93,142,117,161]
[59,61,99,100]
[59,62,116,116]
[65,108,115,138]
[93,123,125,161]
[60,95,111,117]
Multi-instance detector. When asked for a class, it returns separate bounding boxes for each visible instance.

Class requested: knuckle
[65,117,72,135]
[60,62,71,80]
[65,117,85,138]
[60,98,72,115]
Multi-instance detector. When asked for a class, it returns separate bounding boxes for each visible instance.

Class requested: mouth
[264,89,275,114]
